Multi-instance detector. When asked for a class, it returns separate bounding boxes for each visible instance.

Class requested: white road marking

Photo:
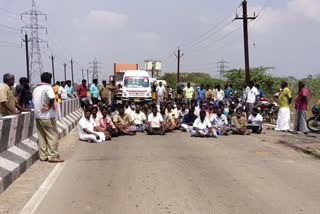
[19,162,67,214]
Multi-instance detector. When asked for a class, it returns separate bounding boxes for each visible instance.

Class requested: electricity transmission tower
[88,58,103,84]
[21,0,48,84]
[217,58,229,80]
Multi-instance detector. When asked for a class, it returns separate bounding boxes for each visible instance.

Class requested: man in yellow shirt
[0,73,21,116]
[183,82,194,104]
[53,81,60,100]
[276,81,292,131]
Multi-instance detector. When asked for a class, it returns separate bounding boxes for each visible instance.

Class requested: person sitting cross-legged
[166,102,179,130]
[181,108,198,132]
[191,110,217,138]
[211,107,229,136]
[132,104,147,132]
[91,107,111,140]
[113,105,136,136]
[96,106,119,138]
[79,108,106,143]
[160,106,174,132]
[231,108,252,135]
[247,107,263,134]
[147,105,165,135]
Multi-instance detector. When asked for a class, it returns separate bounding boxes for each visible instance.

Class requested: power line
[181,4,242,50]
[0,23,21,32]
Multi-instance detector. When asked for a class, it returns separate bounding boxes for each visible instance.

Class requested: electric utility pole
[175,48,184,83]
[234,0,256,85]
[64,63,67,81]
[70,58,74,86]
[50,55,55,83]
[23,34,30,82]
[82,69,84,80]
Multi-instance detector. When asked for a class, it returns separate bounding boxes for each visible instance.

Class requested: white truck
[121,70,152,103]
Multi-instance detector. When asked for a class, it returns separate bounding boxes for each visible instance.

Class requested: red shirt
[77,84,87,98]
[295,87,309,110]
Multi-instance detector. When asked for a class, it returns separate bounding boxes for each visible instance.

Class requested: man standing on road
[53,81,60,100]
[197,85,206,105]
[245,81,259,117]
[99,80,110,105]
[90,79,99,104]
[33,72,64,163]
[276,81,292,131]
[58,81,68,101]
[77,79,89,109]
[156,82,166,104]
[293,81,310,135]
[15,77,33,111]
[216,84,225,101]
[65,80,75,99]
[183,82,194,104]
[0,73,21,117]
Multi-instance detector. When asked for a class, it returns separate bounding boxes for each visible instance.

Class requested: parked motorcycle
[307,105,320,133]
[257,101,278,124]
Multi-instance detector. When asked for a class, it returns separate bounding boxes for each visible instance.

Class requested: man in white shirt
[191,110,217,137]
[33,72,64,163]
[178,103,189,124]
[245,80,259,117]
[147,105,165,135]
[79,108,106,143]
[132,104,147,132]
[211,108,229,136]
[58,81,68,101]
[216,85,225,101]
[247,107,263,134]
[156,82,166,104]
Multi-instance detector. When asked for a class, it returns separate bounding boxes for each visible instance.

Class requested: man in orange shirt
[53,81,60,100]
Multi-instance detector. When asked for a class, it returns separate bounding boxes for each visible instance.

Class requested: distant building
[144,60,162,78]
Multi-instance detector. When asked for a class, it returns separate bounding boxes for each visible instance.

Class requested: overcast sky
[0,0,319,83]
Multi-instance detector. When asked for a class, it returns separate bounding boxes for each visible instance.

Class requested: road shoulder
[0,127,79,214]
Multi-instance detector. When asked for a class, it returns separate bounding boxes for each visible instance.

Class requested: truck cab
[121,70,152,103]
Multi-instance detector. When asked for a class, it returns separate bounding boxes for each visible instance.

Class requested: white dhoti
[80,131,105,143]
[181,124,193,132]
[276,107,291,131]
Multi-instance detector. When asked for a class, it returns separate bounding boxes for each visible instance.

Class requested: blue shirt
[258,90,265,99]
[90,84,99,98]
[182,114,198,124]
[197,89,205,100]
[65,85,74,97]
[224,88,232,99]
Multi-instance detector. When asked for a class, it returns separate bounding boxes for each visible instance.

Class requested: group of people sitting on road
[78,95,263,143]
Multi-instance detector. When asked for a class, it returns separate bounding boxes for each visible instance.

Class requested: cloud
[73,10,128,32]
[200,16,208,24]
[289,0,320,22]
[135,32,160,41]
[249,0,320,33]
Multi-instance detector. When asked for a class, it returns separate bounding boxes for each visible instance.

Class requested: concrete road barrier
[0,98,83,193]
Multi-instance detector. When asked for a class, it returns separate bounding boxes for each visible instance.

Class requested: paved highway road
[32,132,320,214]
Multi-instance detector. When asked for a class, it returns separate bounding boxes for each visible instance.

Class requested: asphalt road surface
[32,132,320,214]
